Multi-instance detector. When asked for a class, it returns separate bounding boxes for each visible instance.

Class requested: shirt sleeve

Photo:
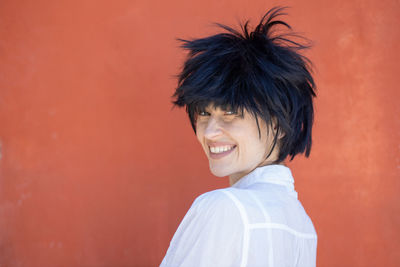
[160,189,244,267]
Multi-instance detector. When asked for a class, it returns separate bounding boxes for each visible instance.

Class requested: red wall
[0,0,399,266]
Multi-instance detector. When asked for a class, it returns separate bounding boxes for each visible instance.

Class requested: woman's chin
[209,166,233,177]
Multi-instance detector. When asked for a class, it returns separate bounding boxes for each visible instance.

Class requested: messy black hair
[172,7,316,163]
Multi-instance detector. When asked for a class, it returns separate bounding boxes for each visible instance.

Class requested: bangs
[189,99,246,118]
[177,72,272,133]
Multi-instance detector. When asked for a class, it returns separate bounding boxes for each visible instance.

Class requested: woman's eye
[225,110,237,115]
[198,111,209,116]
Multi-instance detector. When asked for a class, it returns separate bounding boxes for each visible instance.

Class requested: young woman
[161,7,317,267]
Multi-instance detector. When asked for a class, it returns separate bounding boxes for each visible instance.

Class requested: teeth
[210,145,235,154]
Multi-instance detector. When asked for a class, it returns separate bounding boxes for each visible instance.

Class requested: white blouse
[160,164,317,267]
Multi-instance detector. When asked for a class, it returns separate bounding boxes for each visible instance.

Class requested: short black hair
[172,7,316,163]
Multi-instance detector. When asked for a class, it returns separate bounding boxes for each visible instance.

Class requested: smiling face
[195,104,282,185]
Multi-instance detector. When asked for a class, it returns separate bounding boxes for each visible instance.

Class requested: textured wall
[0,0,399,266]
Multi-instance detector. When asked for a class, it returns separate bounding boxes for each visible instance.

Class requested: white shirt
[160,164,317,267]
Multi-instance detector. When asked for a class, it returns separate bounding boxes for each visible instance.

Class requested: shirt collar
[231,164,296,192]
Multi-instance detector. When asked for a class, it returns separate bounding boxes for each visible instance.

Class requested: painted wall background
[0,0,399,266]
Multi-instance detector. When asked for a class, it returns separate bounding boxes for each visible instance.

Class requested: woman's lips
[208,145,236,159]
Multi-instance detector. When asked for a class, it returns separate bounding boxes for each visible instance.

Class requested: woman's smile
[208,144,237,159]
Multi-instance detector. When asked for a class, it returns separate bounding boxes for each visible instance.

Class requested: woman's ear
[276,128,285,139]
[272,118,285,139]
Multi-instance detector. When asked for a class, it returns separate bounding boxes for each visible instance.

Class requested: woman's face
[196,104,281,184]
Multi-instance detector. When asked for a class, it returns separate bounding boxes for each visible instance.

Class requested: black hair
[172,7,316,163]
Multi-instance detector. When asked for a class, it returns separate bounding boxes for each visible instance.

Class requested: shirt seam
[220,190,250,267]
[249,223,317,239]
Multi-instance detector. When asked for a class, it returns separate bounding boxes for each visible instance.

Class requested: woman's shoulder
[189,188,245,218]
[192,187,297,224]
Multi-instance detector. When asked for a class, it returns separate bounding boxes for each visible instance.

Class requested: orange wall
[0,0,399,266]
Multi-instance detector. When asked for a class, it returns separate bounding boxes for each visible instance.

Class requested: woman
[161,7,317,267]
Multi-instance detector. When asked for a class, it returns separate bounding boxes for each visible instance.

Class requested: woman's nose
[204,117,223,139]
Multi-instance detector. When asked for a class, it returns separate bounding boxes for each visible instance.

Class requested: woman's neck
[229,161,286,186]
